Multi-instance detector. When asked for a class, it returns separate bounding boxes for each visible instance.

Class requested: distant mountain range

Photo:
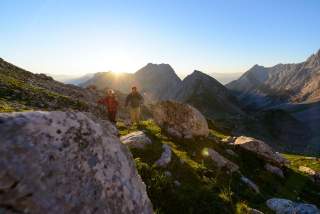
[48,73,94,85]
[81,63,244,119]
[227,49,320,109]
[227,49,320,154]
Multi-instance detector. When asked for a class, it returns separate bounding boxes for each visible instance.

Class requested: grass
[117,119,320,213]
[282,153,320,172]
[0,73,89,113]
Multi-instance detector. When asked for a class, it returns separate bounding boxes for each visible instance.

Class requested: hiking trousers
[108,110,117,123]
[130,107,141,124]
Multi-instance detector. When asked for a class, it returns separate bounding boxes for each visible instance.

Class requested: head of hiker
[107,89,114,96]
[125,86,144,125]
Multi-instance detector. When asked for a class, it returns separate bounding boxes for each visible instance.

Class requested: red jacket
[98,95,118,112]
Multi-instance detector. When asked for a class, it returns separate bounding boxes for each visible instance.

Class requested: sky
[1,0,320,78]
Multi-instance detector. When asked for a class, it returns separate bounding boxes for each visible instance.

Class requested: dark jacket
[125,92,143,108]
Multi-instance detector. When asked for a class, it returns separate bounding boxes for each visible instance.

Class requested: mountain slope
[135,63,181,100]
[227,49,320,109]
[81,63,182,101]
[0,58,105,117]
[82,65,244,119]
[174,70,244,119]
[81,71,136,92]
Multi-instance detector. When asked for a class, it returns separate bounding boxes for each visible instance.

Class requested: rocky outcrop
[155,144,172,167]
[0,111,153,214]
[121,131,152,149]
[207,148,239,173]
[266,198,320,214]
[233,136,288,166]
[265,163,284,178]
[152,100,209,139]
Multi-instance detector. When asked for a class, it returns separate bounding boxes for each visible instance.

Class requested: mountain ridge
[82,64,244,119]
[227,49,320,109]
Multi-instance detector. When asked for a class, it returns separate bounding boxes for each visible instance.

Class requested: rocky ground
[117,117,320,214]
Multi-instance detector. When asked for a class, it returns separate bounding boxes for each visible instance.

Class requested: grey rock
[241,176,260,194]
[266,198,320,214]
[207,148,239,173]
[265,163,284,178]
[249,208,264,214]
[174,180,181,187]
[0,111,153,214]
[155,144,172,167]
[233,136,288,166]
[164,171,172,177]
[120,131,152,149]
[152,100,209,139]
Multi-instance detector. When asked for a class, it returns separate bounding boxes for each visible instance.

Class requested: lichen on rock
[0,111,153,214]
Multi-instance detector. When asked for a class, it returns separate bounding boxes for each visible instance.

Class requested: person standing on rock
[125,86,144,125]
[97,89,118,123]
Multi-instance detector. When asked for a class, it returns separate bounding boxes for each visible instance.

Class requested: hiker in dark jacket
[125,86,144,124]
[97,89,118,123]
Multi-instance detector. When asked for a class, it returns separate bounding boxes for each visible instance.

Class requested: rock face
[121,131,152,149]
[233,136,288,166]
[155,144,172,167]
[207,148,239,173]
[266,198,320,214]
[174,70,243,119]
[152,100,209,139]
[134,63,182,100]
[227,49,320,109]
[0,111,153,214]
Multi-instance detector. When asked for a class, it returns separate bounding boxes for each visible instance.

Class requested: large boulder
[0,111,153,214]
[120,131,152,149]
[266,198,320,214]
[233,136,288,166]
[152,100,209,139]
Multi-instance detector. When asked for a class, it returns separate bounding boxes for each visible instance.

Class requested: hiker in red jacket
[97,89,118,123]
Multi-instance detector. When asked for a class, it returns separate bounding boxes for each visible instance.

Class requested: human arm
[139,93,144,105]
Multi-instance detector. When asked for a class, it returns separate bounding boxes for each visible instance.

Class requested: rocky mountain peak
[138,63,176,75]
[189,70,214,79]
[306,49,320,65]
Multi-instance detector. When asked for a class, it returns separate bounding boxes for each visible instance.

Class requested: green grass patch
[119,119,320,213]
[283,153,320,172]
